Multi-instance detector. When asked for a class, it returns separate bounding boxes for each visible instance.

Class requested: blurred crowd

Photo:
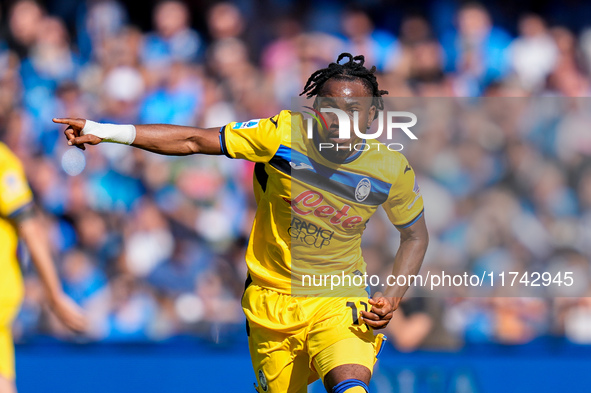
[1,0,590,350]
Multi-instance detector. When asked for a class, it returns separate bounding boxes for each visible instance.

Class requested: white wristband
[81,120,136,145]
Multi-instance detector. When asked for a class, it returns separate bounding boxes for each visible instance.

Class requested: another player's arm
[53,118,222,156]
[0,152,87,332]
[11,207,88,332]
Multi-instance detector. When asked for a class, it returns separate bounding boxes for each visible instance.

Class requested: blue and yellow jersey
[0,142,33,305]
[220,110,424,295]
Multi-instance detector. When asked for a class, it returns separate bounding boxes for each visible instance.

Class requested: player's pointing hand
[53,117,102,151]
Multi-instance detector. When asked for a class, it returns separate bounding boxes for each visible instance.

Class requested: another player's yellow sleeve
[382,155,424,228]
[219,111,287,162]
[0,144,33,219]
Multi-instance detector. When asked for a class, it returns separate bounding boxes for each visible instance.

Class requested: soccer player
[0,143,88,393]
[54,53,428,393]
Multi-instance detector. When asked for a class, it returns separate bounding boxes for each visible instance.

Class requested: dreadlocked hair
[299,53,389,117]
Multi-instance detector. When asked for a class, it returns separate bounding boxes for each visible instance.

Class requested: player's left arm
[361,216,428,329]
[361,157,429,329]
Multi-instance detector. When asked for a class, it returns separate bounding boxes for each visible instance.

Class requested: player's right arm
[53,113,285,160]
[53,118,223,156]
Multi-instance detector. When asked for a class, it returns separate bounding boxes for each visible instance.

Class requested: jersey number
[346,301,368,325]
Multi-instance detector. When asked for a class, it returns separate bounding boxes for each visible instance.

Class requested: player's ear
[368,104,377,128]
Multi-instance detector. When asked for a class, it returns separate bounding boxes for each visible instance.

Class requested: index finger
[53,118,86,129]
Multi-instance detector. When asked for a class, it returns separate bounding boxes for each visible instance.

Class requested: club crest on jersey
[233,119,261,129]
[258,369,268,392]
[355,178,372,202]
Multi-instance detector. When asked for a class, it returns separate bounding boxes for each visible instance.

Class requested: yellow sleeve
[220,111,286,163]
[382,155,424,228]
[0,147,34,219]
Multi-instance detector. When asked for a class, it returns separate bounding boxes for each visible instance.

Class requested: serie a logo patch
[233,119,261,129]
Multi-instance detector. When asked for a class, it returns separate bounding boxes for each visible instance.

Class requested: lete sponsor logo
[286,190,364,230]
